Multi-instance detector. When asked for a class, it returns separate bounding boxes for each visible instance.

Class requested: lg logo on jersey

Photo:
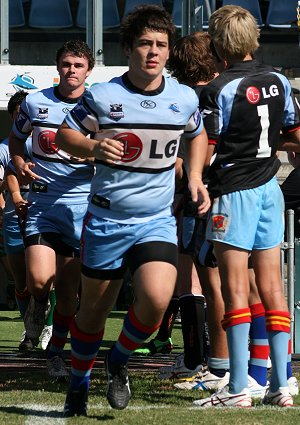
[113,132,177,162]
[38,130,59,154]
[246,85,279,104]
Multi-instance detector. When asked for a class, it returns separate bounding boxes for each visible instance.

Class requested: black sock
[180,294,205,370]
[208,367,228,378]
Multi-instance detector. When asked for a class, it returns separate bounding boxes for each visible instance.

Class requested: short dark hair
[166,32,217,86]
[120,4,176,49]
[7,90,28,117]
[56,40,95,70]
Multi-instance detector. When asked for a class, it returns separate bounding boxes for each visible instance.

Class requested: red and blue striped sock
[47,308,73,359]
[69,319,103,391]
[248,303,270,386]
[110,304,161,364]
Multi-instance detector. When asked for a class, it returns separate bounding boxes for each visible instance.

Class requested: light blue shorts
[25,202,88,250]
[206,177,284,250]
[3,215,24,254]
[81,213,178,279]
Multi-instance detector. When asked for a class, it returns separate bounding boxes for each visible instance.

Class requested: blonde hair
[208,5,260,60]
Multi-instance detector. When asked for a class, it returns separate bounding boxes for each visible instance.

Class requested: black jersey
[200,60,300,197]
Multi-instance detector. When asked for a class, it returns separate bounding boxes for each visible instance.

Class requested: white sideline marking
[6,402,300,420]
[13,404,66,424]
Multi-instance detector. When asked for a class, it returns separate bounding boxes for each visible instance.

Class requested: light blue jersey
[65,73,203,223]
[12,86,94,205]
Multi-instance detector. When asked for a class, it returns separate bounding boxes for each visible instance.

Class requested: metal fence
[283,209,300,354]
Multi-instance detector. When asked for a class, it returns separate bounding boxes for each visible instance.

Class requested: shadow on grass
[0,316,22,322]
[0,406,115,421]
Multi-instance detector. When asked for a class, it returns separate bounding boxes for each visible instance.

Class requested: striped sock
[266,310,290,392]
[222,308,251,394]
[69,319,103,391]
[15,288,31,320]
[110,305,161,364]
[208,357,230,377]
[287,335,293,380]
[248,303,270,386]
[47,308,73,359]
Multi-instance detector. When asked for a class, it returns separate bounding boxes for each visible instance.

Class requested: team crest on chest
[36,108,49,119]
[109,104,124,121]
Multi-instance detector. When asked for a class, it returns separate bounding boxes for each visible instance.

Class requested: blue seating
[76,0,120,29]
[266,0,298,28]
[28,0,73,29]
[221,0,263,27]
[9,0,25,28]
[122,0,163,19]
[172,0,210,29]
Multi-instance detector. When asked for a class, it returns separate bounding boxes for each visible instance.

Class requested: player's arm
[5,165,26,204]
[278,128,300,153]
[55,122,124,165]
[9,131,39,183]
[185,126,211,216]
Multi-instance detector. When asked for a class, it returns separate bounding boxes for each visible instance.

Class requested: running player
[9,40,95,377]
[55,4,210,416]
[194,5,300,408]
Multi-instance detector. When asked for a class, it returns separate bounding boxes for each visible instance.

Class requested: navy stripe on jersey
[32,152,90,166]
[32,122,60,129]
[100,123,185,130]
[94,159,175,174]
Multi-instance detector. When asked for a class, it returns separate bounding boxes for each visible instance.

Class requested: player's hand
[16,161,40,185]
[14,199,28,220]
[188,178,211,217]
[93,138,124,164]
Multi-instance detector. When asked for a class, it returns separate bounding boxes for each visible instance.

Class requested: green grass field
[0,310,299,424]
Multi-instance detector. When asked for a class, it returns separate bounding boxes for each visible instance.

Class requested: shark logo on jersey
[168,103,180,113]
[37,108,49,119]
[109,104,124,121]
[38,130,59,154]
[113,132,143,162]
